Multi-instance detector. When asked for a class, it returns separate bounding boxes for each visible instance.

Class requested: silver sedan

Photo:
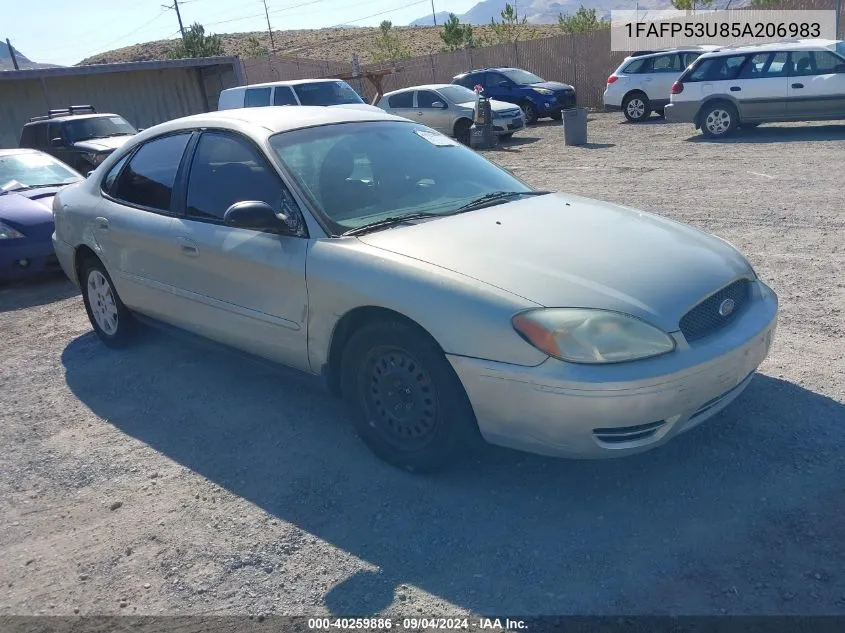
[377,84,525,144]
[52,107,777,472]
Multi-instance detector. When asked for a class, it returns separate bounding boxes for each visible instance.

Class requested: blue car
[452,67,576,125]
[0,149,82,282]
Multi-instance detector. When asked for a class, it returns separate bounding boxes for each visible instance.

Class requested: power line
[162,0,187,40]
[336,0,431,26]
[34,8,171,56]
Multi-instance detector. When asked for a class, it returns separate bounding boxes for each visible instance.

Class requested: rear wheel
[520,102,539,125]
[80,257,135,347]
[623,93,651,122]
[340,320,478,473]
[700,102,738,138]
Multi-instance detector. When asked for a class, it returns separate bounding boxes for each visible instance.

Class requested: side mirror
[223,201,293,233]
[431,101,447,109]
[50,137,63,147]
[86,171,94,178]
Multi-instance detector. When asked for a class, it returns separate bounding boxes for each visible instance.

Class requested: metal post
[836,0,842,39]
[6,38,19,70]
[262,0,277,54]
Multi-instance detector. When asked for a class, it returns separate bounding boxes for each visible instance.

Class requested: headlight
[533,88,554,95]
[512,308,676,364]
[0,220,25,239]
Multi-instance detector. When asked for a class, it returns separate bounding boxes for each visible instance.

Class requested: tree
[749,0,779,6]
[558,6,610,34]
[166,22,224,59]
[489,3,528,44]
[243,36,268,58]
[370,20,411,62]
[440,13,476,51]
[669,0,714,10]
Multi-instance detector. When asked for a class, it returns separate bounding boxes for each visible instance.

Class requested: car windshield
[502,69,544,85]
[64,116,137,142]
[0,152,82,190]
[270,120,534,235]
[293,81,365,106]
[436,85,478,103]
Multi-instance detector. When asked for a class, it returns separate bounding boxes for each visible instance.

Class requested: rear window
[683,55,748,82]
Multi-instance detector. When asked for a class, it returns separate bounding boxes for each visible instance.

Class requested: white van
[218,78,382,112]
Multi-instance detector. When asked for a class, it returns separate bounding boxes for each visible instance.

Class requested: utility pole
[430,0,437,25]
[262,0,277,54]
[163,0,186,40]
[836,0,841,39]
[6,38,20,70]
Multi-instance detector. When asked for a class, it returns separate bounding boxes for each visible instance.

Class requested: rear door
[415,90,452,134]
[647,53,685,106]
[787,50,845,118]
[734,52,789,121]
[168,130,310,370]
[384,91,415,120]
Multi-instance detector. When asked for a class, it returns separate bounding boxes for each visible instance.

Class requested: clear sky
[8,0,479,67]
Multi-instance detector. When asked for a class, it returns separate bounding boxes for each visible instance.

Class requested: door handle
[177,237,199,257]
[94,217,109,231]
[730,86,741,92]
[792,83,804,89]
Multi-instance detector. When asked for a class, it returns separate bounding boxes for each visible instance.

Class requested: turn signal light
[606,75,618,84]
[671,81,684,94]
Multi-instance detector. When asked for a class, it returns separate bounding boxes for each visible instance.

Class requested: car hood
[0,187,60,228]
[457,99,522,113]
[531,80,574,91]
[73,135,134,152]
[356,193,753,332]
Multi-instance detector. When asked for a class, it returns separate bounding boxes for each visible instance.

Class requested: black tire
[655,108,665,118]
[699,101,738,139]
[80,256,135,348]
[520,102,539,125]
[500,133,514,140]
[622,92,651,122]
[454,119,472,145]
[340,319,478,473]
[549,110,563,121]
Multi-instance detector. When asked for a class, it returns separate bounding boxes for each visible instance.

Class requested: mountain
[1,39,62,71]
[409,11,456,26]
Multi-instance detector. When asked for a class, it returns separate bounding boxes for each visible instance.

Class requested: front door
[734,52,789,121]
[787,50,845,118]
[414,90,452,134]
[167,130,310,371]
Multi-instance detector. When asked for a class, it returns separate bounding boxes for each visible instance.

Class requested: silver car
[53,107,777,473]
[377,84,525,144]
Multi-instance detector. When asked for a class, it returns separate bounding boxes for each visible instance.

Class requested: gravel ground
[1,113,844,618]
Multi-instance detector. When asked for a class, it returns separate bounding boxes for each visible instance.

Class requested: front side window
[484,73,507,88]
[501,69,544,85]
[64,116,137,143]
[102,154,130,193]
[48,123,65,143]
[245,87,272,107]
[0,151,82,189]
[790,50,815,76]
[270,120,532,235]
[686,55,748,82]
[387,92,413,108]
[293,81,364,106]
[416,91,442,108]
[112,133,191,211]
[273,86,298,106]
[185,132,289,221]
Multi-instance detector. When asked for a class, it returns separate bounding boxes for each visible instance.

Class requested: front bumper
[0,237,61,281]
[492,114,525,135]
[663,101,699,124]
[448,281,778,459]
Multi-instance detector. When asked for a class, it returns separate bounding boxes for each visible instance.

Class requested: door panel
[788,51,845,118]
[415,90,452,133]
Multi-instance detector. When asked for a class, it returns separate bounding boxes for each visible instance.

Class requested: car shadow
[686,123,845,144]
[571,142,616,149]
[0,275,78,312]
[61,329,845,615]
[618,117,669,125]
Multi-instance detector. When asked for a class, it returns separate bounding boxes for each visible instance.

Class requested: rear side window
[623,58,647,74]
[685,55,748,82]
[48,122,64,143]
[102,153,130,193]
[112,133,191,212]
[273,86,297,105]
[388,92,413,108]
[245,87,272,107]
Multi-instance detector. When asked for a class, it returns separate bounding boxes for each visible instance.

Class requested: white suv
[665,39,845,138]
[604,47,720,122]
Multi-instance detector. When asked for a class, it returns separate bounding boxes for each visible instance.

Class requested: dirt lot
[2,114,844,618]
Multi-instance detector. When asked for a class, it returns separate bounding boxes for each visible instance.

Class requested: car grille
[679,279,752,343]
[499,110,521,118]
[557,90,576,108]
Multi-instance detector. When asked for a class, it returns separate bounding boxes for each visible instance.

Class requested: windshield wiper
[453,190,551,213]
[341,212,442,236]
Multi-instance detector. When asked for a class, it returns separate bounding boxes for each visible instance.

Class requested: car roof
[624,45,721,60]
[698,38,842,57]
[223,78,345,91]
[382,84,457,96]
[24,113,119,125]
[131,106,404,140]
[453,67,524,77]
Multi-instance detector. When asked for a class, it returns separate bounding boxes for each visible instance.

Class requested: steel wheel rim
[360,346,440,450]
[87,270,119,336]
[627,98,645,118]
[705,109,731,135]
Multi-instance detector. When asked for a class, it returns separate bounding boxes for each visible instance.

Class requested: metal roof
[0,56,243,81]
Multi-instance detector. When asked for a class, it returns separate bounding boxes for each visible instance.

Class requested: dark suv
[19,106,138,174]
[452,67,576,124]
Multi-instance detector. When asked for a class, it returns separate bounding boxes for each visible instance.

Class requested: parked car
[604,46,720,122]
[218,79,382,113]
[53,106,777,472]
[377,84,525,144]
[452,67,575,124]
[19,105,138,174]
[665,39,845,138]
[1,149,82,282]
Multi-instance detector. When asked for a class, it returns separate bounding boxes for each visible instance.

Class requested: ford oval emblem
[719,298,736,317]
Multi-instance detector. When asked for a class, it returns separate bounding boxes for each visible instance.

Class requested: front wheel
[700,102,738,139]
[520,102,539,125]
[80,257,135,347]
[623,93,651,122]
[340,320,478,473]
